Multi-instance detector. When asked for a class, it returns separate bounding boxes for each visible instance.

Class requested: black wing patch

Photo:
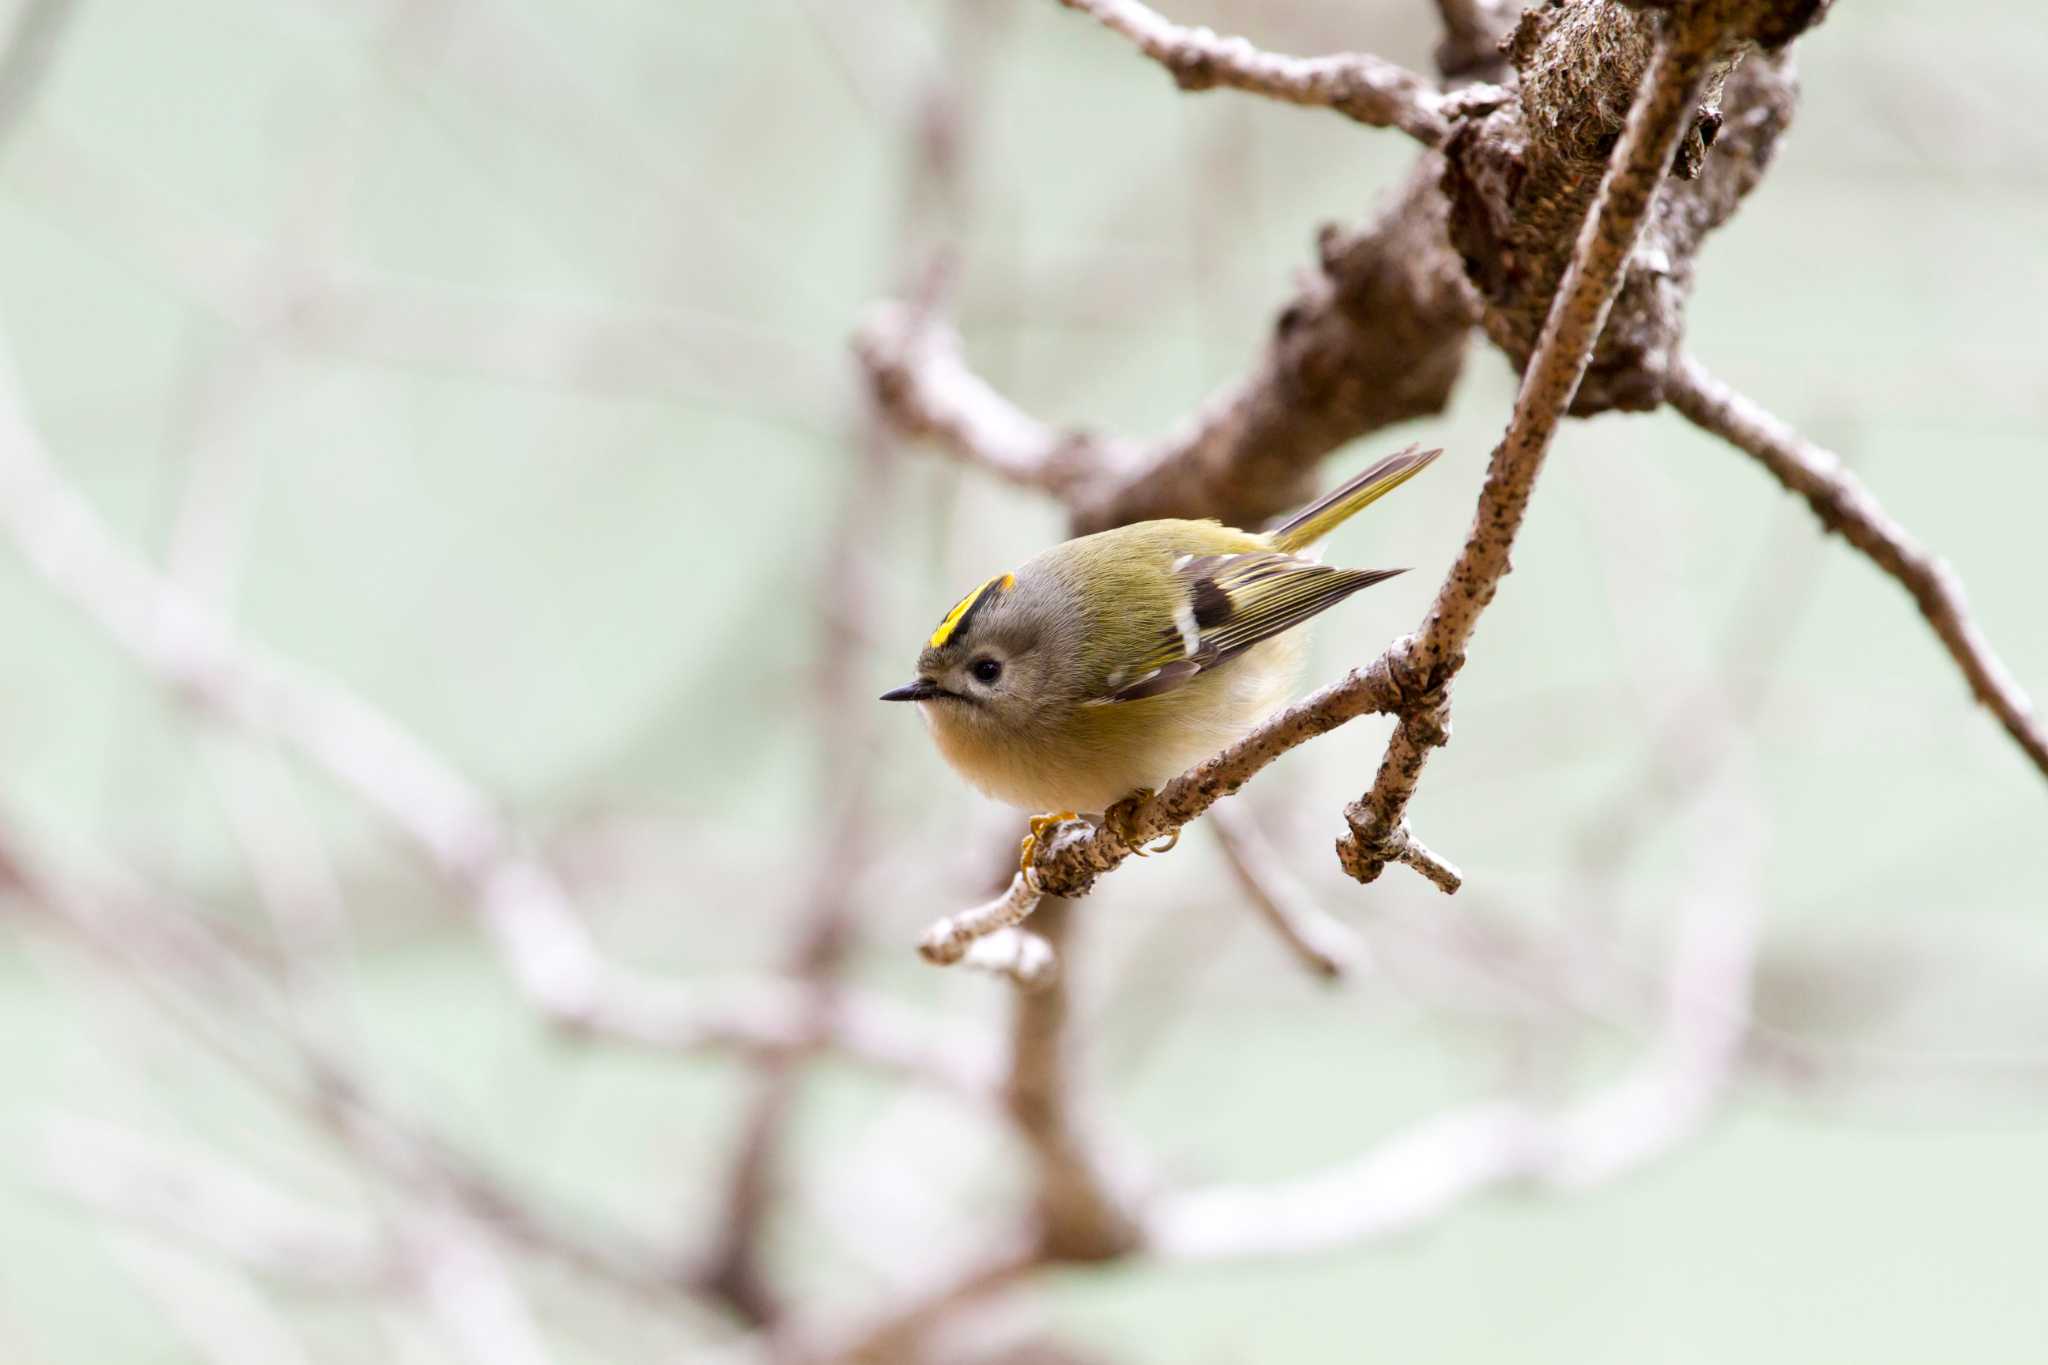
[1189,575,1234,629]
[1090,552,1405,705]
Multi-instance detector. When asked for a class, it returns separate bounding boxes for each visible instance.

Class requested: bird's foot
[1106,789,1180,856]
[1019,811,1079,889]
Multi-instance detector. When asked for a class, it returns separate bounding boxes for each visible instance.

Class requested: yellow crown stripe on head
[929,572,1015,649]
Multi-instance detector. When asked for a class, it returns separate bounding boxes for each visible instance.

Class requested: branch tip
[918,872,1042,967]
[1336,6,1730,895]
[963,927,1060,991]
[1054,0,1451,145]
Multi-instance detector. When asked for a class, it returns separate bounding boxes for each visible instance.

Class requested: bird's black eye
[970,658,1003,686]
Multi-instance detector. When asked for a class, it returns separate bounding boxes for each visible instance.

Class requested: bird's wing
[1086,551,1405,705]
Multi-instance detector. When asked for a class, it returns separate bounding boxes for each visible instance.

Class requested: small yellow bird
[882,445,1441,851]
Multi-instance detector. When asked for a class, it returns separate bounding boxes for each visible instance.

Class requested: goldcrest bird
[882,445,1441,856]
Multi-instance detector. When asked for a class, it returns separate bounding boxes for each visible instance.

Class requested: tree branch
[879,2,1834,918]
[1335,3,1737,883]
[862,0,1841,1311]
[1052,0,1460,146]
[907,608,1431,942]
[858,153,1479,537]
[1209,803,1366,981]
[1441,3,1800,413]
[1667,353,2048,782]
[1004,899,1141,1260]
[919,871,1044,967]
[1030,649,1409,900]
[0,341,997,1100]
[854,302,1112,502]
[1072,157,1480,532]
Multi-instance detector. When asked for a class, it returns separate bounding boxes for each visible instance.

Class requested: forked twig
[1335,5,1736,884]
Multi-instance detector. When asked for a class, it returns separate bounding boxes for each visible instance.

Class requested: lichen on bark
[1441,0,1799,413]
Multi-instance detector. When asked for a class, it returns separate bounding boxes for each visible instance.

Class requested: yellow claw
[1019,811,1078,889]
[1106,788,1180,856]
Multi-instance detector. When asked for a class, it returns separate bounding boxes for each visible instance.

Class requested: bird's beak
[879,678,943,702]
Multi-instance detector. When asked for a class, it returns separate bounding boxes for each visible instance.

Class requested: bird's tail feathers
[1266,444,1443,554]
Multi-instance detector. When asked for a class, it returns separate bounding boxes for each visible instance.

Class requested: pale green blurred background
[2,1,2046,1361]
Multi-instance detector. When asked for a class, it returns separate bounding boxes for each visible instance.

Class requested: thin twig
[1335,6,1735,884]
[919,872,1042,965]
[854,303,1110,501]
[1053,0,1455,145]
[1667,352,2048,784]
[899,615,1419,912]
[1209,804,1365,981]
[1028,647,1412,900]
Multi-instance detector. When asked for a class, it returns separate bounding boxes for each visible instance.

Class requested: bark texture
[1441,1,1801,412]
